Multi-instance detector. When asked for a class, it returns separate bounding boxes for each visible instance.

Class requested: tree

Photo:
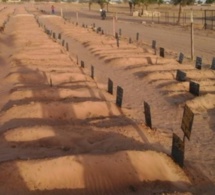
[205,0,215,3]
[172,0,195,24]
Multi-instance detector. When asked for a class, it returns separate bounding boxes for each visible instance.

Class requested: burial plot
[195,56,202,70]
[171,133,184,167]
[189,81,200,96]
[144,101,152,129]
[181,104,194,140]
[160,48,165,58]
[211,57,215,70]
[176,70,186,81]
[116,86,123,107]
[178,52,184,64]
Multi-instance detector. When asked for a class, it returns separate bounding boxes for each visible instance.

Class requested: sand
[0,3,214,195]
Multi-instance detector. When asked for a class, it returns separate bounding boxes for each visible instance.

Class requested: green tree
[172,0,195,24]
[205,0,215,3]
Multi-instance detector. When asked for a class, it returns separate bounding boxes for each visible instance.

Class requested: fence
[204,10,215,30]
[139,10,206,27]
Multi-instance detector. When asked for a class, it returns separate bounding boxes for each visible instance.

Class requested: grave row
[38,18,196,169]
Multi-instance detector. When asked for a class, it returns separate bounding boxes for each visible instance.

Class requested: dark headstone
[107,78,113,94]
[91,65,94,79]
[66,42,69,51]
[129,37,132,44]
[189,81,200,96]
[181,104,194,140]
[160,47,165,58]
[152,40,156,49]
[176,70,186,81]
[211,57,215,70]
[195,56,202,70]
[97,27,101,33]
[119,28,122,36]
[178,52,184,64]
[58,33,61,40]
[115,32,118,39]
[136,32,139,41]
[171,133,184,167]
[52,32,56,39]
[81,60,84,68]
[116,38,119,48]
[116,86,123,107]
[62,40,65,46]
[144,101,152,129]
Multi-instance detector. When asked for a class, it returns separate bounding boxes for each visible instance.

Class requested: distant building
[7,0,21,2]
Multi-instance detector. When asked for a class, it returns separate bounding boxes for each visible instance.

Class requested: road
[58,8,215,66]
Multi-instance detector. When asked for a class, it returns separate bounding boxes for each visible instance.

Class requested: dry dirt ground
[0,3,214,195]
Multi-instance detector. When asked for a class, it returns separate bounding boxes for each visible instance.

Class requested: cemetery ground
[0,3,215,195]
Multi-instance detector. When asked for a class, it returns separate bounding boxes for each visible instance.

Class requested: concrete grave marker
[211,57,215,70]
[189,81,200,96]
[195,56,202,70]
[116,86,123,107]
[160,47,165,58]
[171,133,184,167]
[108,78,113,94]
[181,104,194,140]
[176,70,186,81]
[144,101,152,129]
[178,52,184,64]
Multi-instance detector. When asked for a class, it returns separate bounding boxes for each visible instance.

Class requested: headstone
[178,52,184,64]
[81,60,85,68]
[91,65,94,79]
[160,47,165,58]
[58,33,61,40]
[176,70,186,81]
[119,28,122,36]
[108,78,113,94]
[76,55,79,65]
[211,57,215,70]
[152,40,156,49]
[195,56,202,70]
[62,40,65,46]
[189,81,200,96]
[97,27,101,33]
[144,101,152,129]
[52,32,56,39]
[116,86,123,107]
[115,32,118,39]
[171,133,184,167]
[129,37,132,44]
[66,42,69,51]
[116,38,119,48]
[136,32,139,41]
[181,104,194,140]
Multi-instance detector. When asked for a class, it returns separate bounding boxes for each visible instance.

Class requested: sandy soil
[0,3,214,195]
